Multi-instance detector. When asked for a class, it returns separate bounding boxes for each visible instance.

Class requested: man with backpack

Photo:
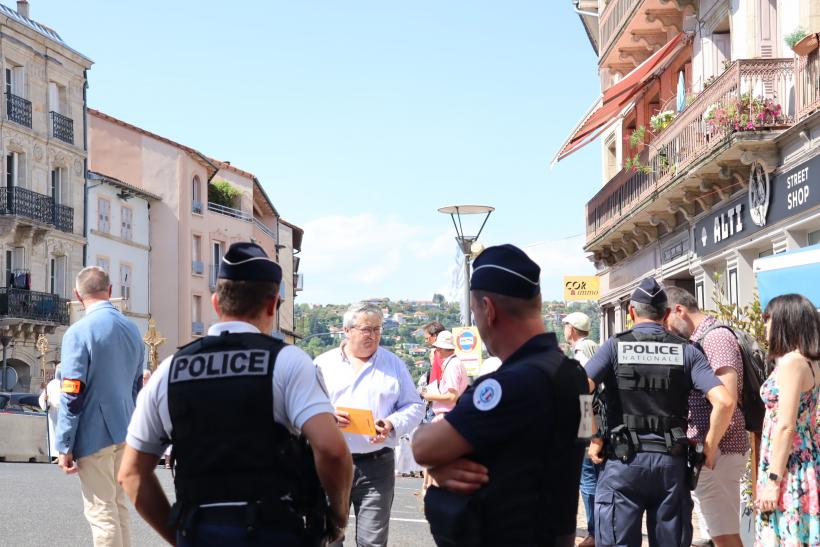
[665,287,750,547]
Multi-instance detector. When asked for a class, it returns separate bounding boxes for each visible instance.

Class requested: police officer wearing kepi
[585,278,735,547]
[413,244,589,547]
[118,242,353,547]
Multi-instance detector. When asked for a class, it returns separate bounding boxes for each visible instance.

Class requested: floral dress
[755,362,820,547]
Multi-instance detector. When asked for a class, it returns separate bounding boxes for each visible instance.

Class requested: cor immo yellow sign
[563,276,600,301]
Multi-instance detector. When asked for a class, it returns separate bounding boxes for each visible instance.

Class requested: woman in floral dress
[755,294,820,546]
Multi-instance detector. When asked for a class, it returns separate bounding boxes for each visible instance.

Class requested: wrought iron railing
[192,200,203,214]
[0,287,69,324]
[208,201,252,222]
[6,92,31,128]
[586,58,795,243]
[253,218,276,240]
[796,48,820,120]
[0,186,74,233]
[50,111,74,144]
[599,0,642,57]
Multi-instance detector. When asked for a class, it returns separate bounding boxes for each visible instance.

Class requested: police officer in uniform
[585,278,735,547]
[413,244,588,547]
[118,242,353,546]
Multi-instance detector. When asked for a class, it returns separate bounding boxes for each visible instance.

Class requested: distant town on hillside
[295,296,600,382]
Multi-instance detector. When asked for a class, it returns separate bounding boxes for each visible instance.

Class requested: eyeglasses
[352,326,382,336]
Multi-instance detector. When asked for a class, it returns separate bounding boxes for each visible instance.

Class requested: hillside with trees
[295,297,600,382]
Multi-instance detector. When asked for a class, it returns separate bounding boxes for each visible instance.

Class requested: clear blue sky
[34,0,602,303]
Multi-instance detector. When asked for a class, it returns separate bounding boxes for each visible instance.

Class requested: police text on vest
[170,350,270,383]
[617,342,684,366]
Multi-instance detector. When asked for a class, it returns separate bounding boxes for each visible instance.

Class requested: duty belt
[635,438,687,457]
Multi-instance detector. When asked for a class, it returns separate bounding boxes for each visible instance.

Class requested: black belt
[636,439,686,457]
[352,447,392,463]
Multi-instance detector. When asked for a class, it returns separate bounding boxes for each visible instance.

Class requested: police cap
[218,242,283,284]
[631,277,667,307]
[470,244,540,299]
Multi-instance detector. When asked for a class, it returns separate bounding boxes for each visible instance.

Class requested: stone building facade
[0,1,92,392]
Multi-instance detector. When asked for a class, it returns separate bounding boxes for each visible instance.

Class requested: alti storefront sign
[694,155,820,257]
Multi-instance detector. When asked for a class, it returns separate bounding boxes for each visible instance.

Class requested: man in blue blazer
[56,266,144,547]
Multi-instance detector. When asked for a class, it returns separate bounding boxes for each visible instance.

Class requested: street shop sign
[563,276,600,301]
[694,155,820,257]
[453,326,483,377]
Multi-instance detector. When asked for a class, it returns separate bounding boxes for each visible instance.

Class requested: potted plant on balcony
[704,94,783,135]
[788,29,816,56]
[650,110,676,132]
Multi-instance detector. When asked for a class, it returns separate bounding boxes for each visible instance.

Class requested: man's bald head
[75,266,111,298]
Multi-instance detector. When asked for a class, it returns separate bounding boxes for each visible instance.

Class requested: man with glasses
[315,302,425,547]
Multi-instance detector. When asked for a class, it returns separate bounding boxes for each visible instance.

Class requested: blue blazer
[56,301,144,459]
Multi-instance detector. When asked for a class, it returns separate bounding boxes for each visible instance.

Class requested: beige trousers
[77,443,132,547]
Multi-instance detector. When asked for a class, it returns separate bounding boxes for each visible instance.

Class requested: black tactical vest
[167,332,318,522]
[613,329,692,435]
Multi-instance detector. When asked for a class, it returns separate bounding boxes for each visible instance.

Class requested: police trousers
[176,506,304,547]
[594,452,693,547]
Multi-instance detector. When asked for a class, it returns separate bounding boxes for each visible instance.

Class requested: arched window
[191,175,202,214]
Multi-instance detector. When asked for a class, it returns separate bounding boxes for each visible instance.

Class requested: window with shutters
[121,206,133,241]
[6,151,25,189]
[5,247,24,284]
[51,167,68,205]
[96,256,110,274]
[50,256,67,297]
[97,197,111,232]
[120,263,132,301]
[192,176,203,214]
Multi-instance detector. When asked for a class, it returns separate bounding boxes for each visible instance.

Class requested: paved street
[0,461,740,546]
[0,462,434,547]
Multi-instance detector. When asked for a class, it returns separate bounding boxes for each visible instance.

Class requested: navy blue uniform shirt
[446,333,557,455]
[584,322,721,432]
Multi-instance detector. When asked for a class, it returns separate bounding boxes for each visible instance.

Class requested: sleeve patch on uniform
[473,379,502,411]
[61,379,82,394]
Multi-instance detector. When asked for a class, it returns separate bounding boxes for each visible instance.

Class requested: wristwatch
[768,472,781,482]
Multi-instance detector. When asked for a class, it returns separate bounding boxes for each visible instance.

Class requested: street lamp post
[0,334,11,392]
[438,205,495,326]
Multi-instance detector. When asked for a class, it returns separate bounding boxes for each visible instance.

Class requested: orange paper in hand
[337,407,377,436]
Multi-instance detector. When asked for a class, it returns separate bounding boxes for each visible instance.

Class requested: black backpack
[696,324,770,433]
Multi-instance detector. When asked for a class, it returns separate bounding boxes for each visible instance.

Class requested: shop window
[809,229,820,246]
[758,248,773,258]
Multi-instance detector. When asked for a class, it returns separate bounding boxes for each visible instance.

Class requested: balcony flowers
[650,110,676,132]
[704,94,784,134]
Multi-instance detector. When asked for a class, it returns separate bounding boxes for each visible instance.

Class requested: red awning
[552,33,687,165]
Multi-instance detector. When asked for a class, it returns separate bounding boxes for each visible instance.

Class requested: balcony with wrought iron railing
[586,58,795,245]
[796,45,820,121]
[207,201,252,222]
[6,92,31,128]
[0,186,73,233]
[0,287,69,325]
[50,111,74,144]
[253,218,277,240]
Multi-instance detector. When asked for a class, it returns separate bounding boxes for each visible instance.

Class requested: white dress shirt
[315,344,424,454]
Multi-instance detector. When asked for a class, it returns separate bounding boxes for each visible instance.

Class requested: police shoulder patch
[473,378,502,411]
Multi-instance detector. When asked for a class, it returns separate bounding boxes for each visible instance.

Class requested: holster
[686,442,706,491]
[606,425,635,462]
